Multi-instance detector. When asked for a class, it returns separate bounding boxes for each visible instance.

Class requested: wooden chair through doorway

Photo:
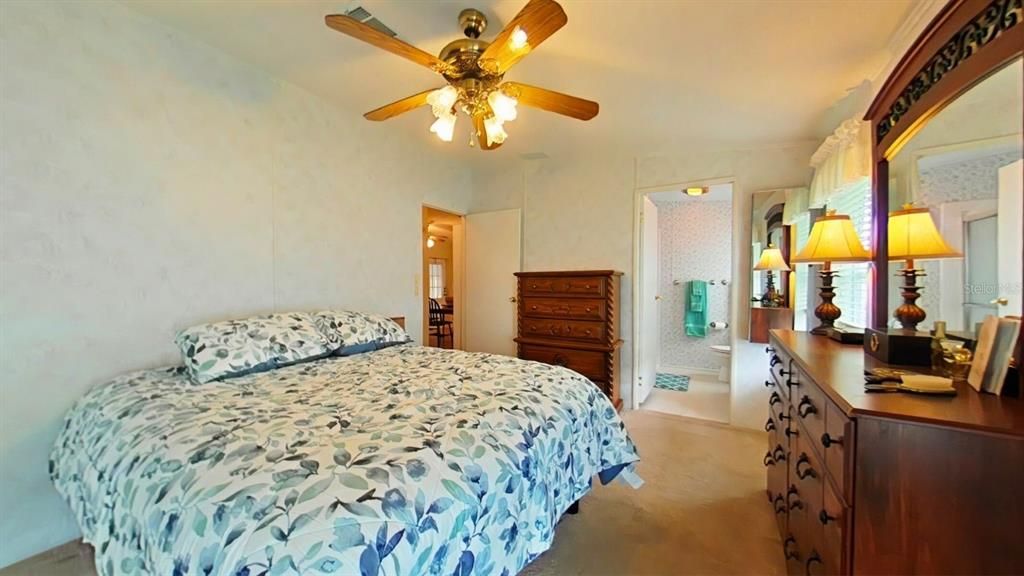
[429,298,453,348]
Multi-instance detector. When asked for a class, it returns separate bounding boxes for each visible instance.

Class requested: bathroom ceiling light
[685,186,708,196]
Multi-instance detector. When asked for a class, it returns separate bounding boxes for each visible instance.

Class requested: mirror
[886,58,1023,335]
[749,189,801,342]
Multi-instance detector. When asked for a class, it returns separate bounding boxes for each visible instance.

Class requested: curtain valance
[808,118,871,208]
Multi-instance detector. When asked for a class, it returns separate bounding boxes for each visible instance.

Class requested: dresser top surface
[770,330,1024,437]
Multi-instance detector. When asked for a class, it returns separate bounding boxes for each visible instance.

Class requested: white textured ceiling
[123,0,913,161]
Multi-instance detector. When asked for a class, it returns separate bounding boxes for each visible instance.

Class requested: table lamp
[753,244,790,307]
[887,204,961,331]
[791,210,871,337]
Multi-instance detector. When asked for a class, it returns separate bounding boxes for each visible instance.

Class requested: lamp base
[810,267,841,336]
[894,266,927,331]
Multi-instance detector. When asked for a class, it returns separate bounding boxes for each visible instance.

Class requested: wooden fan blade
[478,0,567,75]
[364,87,443,121]
[325,15,450,74]
[503,82,599,120]
[473,114,503,151]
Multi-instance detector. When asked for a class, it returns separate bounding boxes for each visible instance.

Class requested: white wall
[470,144,817,422]
[0,1,470,566]
[656,200,732,371]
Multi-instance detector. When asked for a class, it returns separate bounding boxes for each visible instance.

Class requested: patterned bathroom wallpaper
[657,200,733,371]
[918,151,1019,205]
[912,151,1019,329]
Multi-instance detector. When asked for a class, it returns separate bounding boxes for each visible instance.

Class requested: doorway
[423,206,464,349]
[634,181,735,423]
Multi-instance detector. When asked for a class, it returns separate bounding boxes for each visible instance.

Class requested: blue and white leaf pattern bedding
[51,345,639,576]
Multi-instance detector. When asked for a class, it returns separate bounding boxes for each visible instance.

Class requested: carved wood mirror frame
[864,0,1023,329]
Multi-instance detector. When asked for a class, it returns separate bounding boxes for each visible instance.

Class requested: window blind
[826,179,872,329]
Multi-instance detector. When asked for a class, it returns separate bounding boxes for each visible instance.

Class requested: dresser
[514,270,623,410]
[764,330,1024,575]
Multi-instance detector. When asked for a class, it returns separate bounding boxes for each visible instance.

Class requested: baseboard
[656,364,719,377]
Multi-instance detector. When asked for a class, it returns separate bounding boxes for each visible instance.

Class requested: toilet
[710,345,731,383]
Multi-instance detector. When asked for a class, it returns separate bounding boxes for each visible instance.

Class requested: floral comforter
[51,344,639,576]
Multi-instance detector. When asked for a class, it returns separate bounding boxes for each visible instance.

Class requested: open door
[998,159,1023,317]
[636,196,660,405]
[464,209,522,356]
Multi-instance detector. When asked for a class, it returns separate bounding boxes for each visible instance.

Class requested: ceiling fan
[324,0,598,151]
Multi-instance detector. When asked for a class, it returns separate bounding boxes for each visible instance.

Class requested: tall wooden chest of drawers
[514,270,623,410]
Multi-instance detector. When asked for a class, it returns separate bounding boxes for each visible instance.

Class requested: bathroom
[637,183,733,422]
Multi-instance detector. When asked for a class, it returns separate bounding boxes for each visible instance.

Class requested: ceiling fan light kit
[325,0,598,151]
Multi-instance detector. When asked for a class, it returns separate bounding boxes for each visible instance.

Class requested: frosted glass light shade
[792,212,871,263]
[753,246,791,271]
[488,90,518,122]
[429,113,456,142]
[887,206,961,261]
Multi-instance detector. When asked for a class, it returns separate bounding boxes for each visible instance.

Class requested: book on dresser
[514,270,623,410]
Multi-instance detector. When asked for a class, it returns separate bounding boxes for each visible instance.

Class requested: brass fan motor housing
[458,8,488,38]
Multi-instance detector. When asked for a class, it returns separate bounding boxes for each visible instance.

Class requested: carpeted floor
[2,411,784,576]
[521,410,784,575]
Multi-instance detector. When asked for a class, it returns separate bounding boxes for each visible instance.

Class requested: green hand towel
[685,280,708,338]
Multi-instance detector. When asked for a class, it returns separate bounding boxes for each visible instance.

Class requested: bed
[51,343,639,576]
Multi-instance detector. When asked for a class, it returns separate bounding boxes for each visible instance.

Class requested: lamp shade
[753,245,791,271]
[887,205,961,261]
[791,212,871,264]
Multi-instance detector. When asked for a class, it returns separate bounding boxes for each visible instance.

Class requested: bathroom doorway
[634,181,734,423]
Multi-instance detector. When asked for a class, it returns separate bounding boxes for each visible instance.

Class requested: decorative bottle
[930,321,949,376]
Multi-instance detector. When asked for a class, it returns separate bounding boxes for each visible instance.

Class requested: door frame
[422,204,465,349]
[631,176,738,413]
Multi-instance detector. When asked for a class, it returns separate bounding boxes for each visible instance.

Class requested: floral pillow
[175,313,332,383]
[312,310,411,354]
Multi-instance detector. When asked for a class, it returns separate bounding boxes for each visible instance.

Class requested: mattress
[51,344,639,575]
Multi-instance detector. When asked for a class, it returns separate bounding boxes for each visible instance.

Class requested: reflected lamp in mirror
[887,204,962,331]
[791,211,871,336]
[753,244,790,307]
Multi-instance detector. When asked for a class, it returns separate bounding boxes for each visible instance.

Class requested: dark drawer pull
[821,433,842,448]
[764,379,774,388]
[819,510,836,525]
[787,486,803,511]
[763,451,775,466]
[766,346,775,354]
[783,536,799,560]
[795,454,816,479]
[773,445,786,462]
[552,354,569,367]
[774,495,787,514]
[797,396,817,418]
[770,355,782,367]
[769,392,781,406]
[765,418,776,432]
[779,412,791,421]
[784,425,798,438]
[779,367,791,377]
[806,552,823,575]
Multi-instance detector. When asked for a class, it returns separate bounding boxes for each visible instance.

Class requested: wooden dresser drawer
[520,318,606,343]
[519,344,607,382]
[522,297,606,321]
[823,402,852,503]
[792,370,828,459]
[522,276,606,297]
[819,477,848,576]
